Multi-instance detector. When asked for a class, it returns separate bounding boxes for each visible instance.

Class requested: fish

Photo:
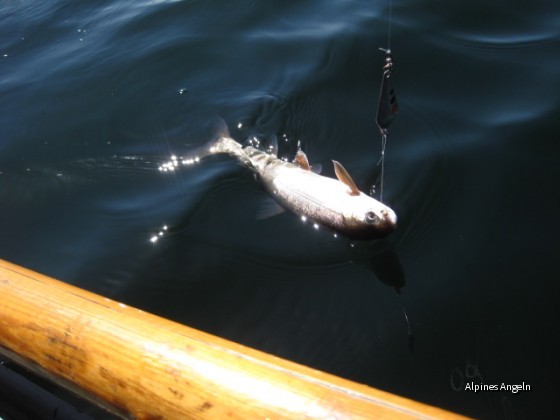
[205,119,397,240]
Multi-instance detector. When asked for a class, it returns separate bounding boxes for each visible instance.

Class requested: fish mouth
[364,208,397,229]
[373,210,397,236]
[380,208,397,229]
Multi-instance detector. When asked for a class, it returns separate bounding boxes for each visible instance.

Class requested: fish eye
[365,211,378,224]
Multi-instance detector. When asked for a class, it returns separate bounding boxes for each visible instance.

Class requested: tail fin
[207,116,231,142]
[157,117,243,172]
[206,117,245,159]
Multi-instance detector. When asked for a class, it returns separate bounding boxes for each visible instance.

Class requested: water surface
[1,0,559,417]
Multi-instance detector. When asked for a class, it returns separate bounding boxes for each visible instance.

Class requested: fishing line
[375,0,398,203]
[386,0,393,50]
[379,131,387,202]
[396,292,415,352]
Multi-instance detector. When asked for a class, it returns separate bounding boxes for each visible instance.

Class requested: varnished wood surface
[0,259,468,419]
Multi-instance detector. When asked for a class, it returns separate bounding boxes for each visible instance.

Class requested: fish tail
[191,117,240,159]
[208,116,231,142]
[158,117,248,173]
[205,117,249,163]
[157,117,242,172]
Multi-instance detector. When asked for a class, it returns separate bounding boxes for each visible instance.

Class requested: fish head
[342,195,397,239]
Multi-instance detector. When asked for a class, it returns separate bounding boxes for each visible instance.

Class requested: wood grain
[0,259,468,419]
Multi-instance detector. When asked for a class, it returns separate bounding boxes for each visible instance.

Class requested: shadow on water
[352,240,415,352]
[366,244,405,292]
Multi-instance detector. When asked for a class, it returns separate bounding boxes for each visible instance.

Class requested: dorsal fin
[332,160,360,196]
[293,149,311,171]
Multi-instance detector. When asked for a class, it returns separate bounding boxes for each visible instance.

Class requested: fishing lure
[376,48,398,133]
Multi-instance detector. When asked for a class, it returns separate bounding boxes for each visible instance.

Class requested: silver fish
[207,121,397,239]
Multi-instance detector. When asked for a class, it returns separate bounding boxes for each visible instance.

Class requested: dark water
[1,0,559,418]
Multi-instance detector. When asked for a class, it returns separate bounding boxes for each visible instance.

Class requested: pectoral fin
[332,160,360,196]
[256,197,286,220]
